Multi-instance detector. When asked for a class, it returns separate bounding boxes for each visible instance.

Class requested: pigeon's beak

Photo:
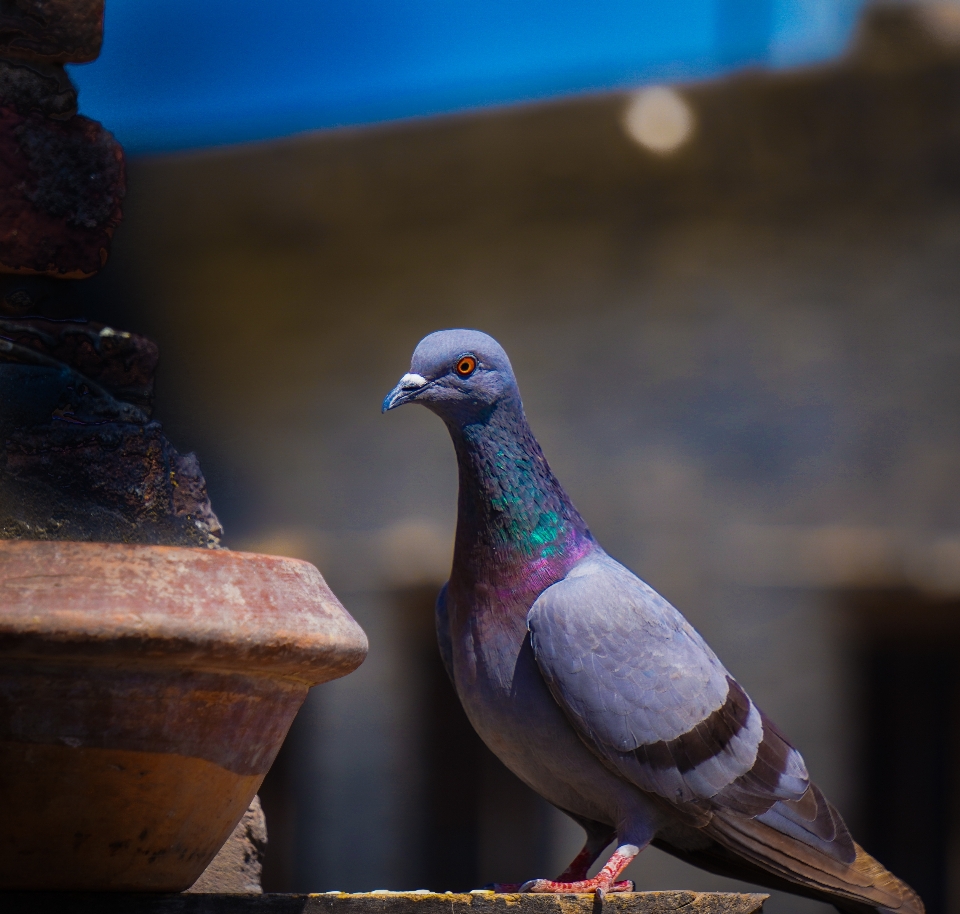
[382,373,430,412]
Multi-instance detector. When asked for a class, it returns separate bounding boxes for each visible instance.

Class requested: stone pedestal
[0,892,768,914]
[0,3,274,894]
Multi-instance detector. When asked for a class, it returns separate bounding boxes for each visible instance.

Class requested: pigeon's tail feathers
[834,848,925,914]
[705,798,923,914]
[754,782,855,861]
[655,833,922,914]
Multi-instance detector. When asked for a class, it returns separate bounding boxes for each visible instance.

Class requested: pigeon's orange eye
[456,356,477,377]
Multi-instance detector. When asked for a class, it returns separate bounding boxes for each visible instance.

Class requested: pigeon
[383,329,922,914]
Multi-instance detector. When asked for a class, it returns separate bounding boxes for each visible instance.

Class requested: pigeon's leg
[519,844,641,894]
[488,823,619,892]
[555,824,617,882]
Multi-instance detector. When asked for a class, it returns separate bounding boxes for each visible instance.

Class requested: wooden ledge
[0,891,768,914]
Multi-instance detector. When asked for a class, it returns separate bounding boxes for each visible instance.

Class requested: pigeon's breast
[447,534,593,695]
[447,581,639,826]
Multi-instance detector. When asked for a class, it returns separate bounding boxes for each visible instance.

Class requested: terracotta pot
[0,540,367,891]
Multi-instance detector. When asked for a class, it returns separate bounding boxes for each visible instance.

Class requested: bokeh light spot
[622,86,695,154]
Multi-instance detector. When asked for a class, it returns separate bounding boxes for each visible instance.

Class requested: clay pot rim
[0,539,368,685]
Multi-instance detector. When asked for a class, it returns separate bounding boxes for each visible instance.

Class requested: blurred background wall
[27,3,960,913]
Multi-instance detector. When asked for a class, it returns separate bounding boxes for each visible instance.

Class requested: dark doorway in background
[849,589,960,914]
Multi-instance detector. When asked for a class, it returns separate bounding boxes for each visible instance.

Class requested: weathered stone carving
[0,0,273,896]
[0,317,222,547]
[0,0,105,64]
[0,0,121,277]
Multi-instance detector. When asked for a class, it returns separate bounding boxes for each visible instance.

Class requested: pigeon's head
[382,329,518,423]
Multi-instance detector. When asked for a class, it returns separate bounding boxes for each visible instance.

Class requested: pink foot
[488,881,633,894]
[519,844,640,894]
[519,879,634,894]
[486,879,636,894]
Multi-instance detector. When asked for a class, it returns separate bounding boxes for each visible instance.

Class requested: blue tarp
[67,0,865,155]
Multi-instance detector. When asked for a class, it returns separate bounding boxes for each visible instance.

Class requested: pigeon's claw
[486,883,525,892]
[518,844,640,895]
[519,879,633,894]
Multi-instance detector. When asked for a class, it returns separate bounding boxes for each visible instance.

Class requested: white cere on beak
[400,373,427,388]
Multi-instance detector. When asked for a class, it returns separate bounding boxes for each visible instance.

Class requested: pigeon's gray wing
[527,552,882,899]
[527,552,809,814]
[435,581,455,685]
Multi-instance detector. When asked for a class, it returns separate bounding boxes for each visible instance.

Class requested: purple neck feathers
[445,390,594,599]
